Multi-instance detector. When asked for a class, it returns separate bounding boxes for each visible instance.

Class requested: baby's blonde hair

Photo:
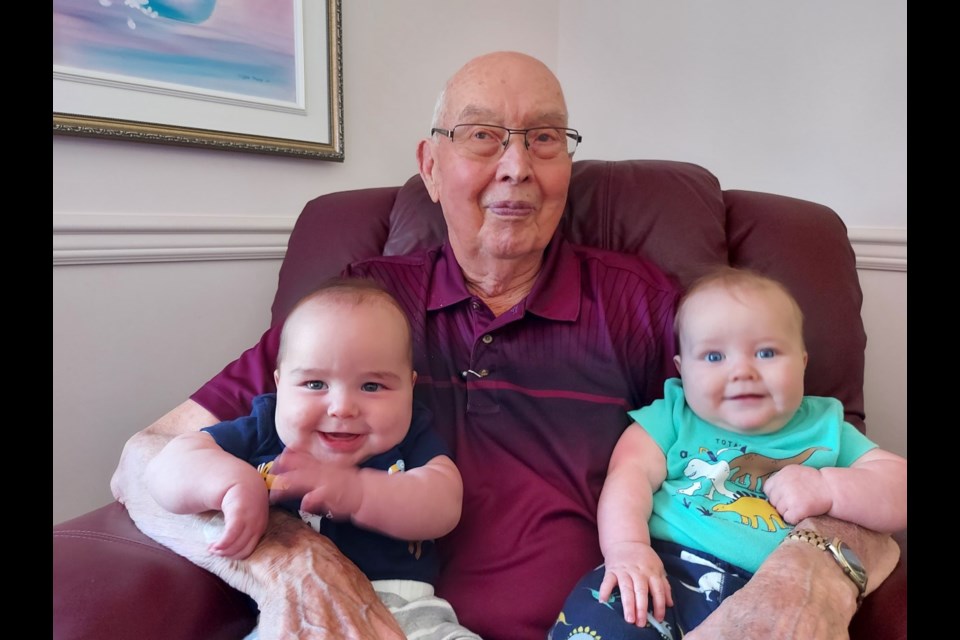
[675,267,805,349]
[277,278,413,369]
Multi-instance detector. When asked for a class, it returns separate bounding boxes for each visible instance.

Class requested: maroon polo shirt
[191,234,680,640]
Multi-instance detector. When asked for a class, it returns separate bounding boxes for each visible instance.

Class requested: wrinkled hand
[245,511,405,640]
[765,464,832,525]
[599,541,673,626]
[269,449,363,519]
[685,535,857,640]
[210,480,269,559]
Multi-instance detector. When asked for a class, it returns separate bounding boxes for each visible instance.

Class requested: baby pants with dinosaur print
[549,540,751,640]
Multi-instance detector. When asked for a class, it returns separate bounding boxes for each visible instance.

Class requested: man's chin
[481,234,549,261]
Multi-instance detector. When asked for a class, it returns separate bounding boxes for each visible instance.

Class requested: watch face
[834,540,868,598]
[838,541,866,575]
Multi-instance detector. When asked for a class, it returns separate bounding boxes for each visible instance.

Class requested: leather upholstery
[53,159,905,640]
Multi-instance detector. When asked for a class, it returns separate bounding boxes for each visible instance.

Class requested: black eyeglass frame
[430,124,582,157]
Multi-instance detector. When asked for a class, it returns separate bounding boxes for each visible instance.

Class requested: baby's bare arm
[598,423,665,552]
[766,449,907,533]
[145,431,263,515]
[352,455,463,540]
[597,423,672,624]
[822,449,907,532]
[144,430,269,559]
[271,450,463,541]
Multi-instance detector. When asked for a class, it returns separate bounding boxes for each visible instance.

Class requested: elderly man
[111,51,898,640]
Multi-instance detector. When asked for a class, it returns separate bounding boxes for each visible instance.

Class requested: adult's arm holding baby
[685,516,900,640]
[111,399,406,640]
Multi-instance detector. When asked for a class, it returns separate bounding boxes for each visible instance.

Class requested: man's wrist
[782,529,865,609]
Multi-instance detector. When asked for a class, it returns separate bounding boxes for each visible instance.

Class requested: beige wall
[53,0,906,524]
[853,235,908,458]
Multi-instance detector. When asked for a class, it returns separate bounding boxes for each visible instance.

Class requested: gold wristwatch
[785,529,868,607]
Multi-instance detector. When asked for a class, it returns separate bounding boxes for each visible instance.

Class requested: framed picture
[53,0,343,161]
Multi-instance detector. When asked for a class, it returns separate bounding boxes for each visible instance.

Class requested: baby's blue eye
[361,382,383,392]
[305,380,327,390]
[756,348,776,359]
[705,352,724,363]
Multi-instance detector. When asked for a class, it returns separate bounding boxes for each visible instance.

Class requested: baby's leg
[653,541,752,635]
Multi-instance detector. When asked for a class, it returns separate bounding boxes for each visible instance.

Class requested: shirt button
[482,334,493,344]
[471,301,480,310]
[478,369,489,377]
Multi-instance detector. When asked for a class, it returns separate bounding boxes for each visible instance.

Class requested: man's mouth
[486,201,536,217]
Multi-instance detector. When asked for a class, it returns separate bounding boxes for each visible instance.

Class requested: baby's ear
[802,351,809,369]
[673,355,682,375]
[274,369,281,387]
[411,370,418,385]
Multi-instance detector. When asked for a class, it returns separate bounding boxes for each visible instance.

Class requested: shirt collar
[426,231,582,322]
[524,231,581,321]
[426,243,472,311]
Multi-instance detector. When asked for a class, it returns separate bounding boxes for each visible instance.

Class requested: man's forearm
[111,399,264,584]
[111,399,405,640]
[687,515,901,640]
[248,512,406,639]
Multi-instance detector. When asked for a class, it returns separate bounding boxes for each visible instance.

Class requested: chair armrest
[850,529,907,640]
[53,504,904,639]
[53,502,256,640]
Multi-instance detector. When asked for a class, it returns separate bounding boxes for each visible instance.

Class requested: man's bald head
[431,51,569,129]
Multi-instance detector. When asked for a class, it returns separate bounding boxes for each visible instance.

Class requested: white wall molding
[53,213,296,265]
[54,216,908,272]
[848,227,907,272]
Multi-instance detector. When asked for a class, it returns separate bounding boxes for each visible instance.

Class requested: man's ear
[673,355,682,375]
[411,370,418,386]
[802,351,809,369]
[417,139,441,203]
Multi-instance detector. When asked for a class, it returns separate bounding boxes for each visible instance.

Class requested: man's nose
[496,132,534,182]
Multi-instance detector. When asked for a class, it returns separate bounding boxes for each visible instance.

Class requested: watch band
[785,529,867,607]
[787,528,830,550]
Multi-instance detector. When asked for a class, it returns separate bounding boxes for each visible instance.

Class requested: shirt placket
[461,296,518,414]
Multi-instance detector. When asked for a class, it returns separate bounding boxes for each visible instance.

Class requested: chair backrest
[273,159,866,431]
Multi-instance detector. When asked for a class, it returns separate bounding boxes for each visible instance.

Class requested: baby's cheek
[274,409,307,447]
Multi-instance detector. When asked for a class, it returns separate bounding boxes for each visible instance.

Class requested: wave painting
[53,0,301,107]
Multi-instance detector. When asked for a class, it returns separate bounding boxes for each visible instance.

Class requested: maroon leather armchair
[53,159,906,639]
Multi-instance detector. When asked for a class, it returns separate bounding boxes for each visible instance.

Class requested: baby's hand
[269,449,363,519]
[209,480,268,559]
[599,541,673,626]
[764,464,832,524]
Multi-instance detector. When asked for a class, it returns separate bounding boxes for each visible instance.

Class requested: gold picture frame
[53,0,343,161]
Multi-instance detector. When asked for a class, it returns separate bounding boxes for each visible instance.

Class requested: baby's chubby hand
[764,464,832,524]
[208,480,268,559]
[269,449,364,520]
[600,541,673,626]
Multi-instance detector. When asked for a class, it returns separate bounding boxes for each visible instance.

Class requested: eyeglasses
[431,124,582,160]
